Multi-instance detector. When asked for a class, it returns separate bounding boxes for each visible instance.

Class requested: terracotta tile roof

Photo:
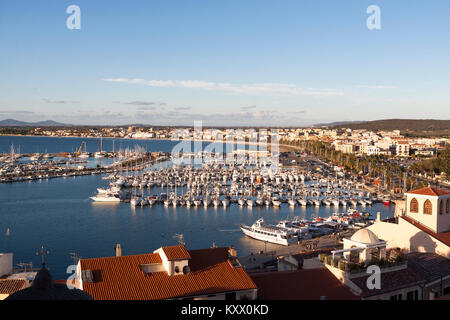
[0,279,28,295]
[161,245,191,261]
[406,187,450,197]
[79,247,257,300]
[402,215,450,246]
[250,269,359,300]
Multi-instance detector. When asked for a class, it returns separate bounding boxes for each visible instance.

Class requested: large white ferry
[240,218,298,246]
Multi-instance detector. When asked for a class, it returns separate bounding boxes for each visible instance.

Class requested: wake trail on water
[217,229,240,233]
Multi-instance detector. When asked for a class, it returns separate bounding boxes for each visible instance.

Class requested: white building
[396,141,410,157]
[361,145,380,156]
[367,187,450,258]
[325,224,450,300]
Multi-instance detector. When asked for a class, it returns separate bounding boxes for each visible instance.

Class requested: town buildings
[11,125,445,161]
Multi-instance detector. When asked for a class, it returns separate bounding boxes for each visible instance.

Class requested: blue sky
[0,0,449,126]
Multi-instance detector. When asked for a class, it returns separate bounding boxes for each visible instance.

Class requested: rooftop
[160,245,191,261]
[405,252,450,283]
[350,267,424,298]
[0,279,28,295]
[350,229,382,245]
[406,187,450,197]
[290,248,335,265]
[349,252,450,298]
[79,246,257,300]
[250,268,359,300]
[5,266,92,300]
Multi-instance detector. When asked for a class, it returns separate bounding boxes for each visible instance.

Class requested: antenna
[5,227,11,252]
[69,252,81,265]
[36,245,50,267]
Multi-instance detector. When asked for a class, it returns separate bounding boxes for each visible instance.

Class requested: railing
[319,253,406,274]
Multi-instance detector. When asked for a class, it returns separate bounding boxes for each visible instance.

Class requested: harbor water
[0,136,395,279]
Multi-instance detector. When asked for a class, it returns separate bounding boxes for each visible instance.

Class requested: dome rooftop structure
[350,229,381,245]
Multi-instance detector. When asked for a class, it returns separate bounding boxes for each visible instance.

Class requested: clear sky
[0,0,449,126]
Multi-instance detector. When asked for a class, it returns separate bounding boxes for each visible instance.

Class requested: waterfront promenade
[240,229,356,270]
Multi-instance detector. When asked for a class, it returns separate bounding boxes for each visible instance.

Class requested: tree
[439,145,450,178]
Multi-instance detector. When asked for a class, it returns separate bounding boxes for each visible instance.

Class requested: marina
[0,136,395,280]
[1,0,449,302]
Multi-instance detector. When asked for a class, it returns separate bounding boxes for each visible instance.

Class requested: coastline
[0,133,280,150]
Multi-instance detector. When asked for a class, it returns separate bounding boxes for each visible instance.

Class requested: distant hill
[313,120,364,127]
[0,119,67,126]
[330,119,450,136]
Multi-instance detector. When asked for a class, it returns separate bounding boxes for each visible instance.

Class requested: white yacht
[130,197,141,207]
[30,154,42,161]
[193,199,202,207]
[240,218,298,246]
[90,194,121,202]
[238,198,246,207]
[272,199,281,207]
[222,199,230,208]
[97,186,121,194]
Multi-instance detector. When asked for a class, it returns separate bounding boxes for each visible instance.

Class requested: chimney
[115,244,122,257]
[228,246,237,258]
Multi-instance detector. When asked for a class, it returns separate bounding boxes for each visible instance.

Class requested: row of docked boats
[90,164,387,209]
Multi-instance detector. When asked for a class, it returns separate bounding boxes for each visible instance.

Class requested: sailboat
[95,136,105,158]
[78,141,90,158]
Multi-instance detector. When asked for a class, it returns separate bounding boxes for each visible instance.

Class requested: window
[410,198,418,213]
[447,199,449,214]
[440,200,444,215]
[407,290,418,300]
[444,286,450,295]
[406,291,413,300]
[390,294,402,300]
[424,200,432,215]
